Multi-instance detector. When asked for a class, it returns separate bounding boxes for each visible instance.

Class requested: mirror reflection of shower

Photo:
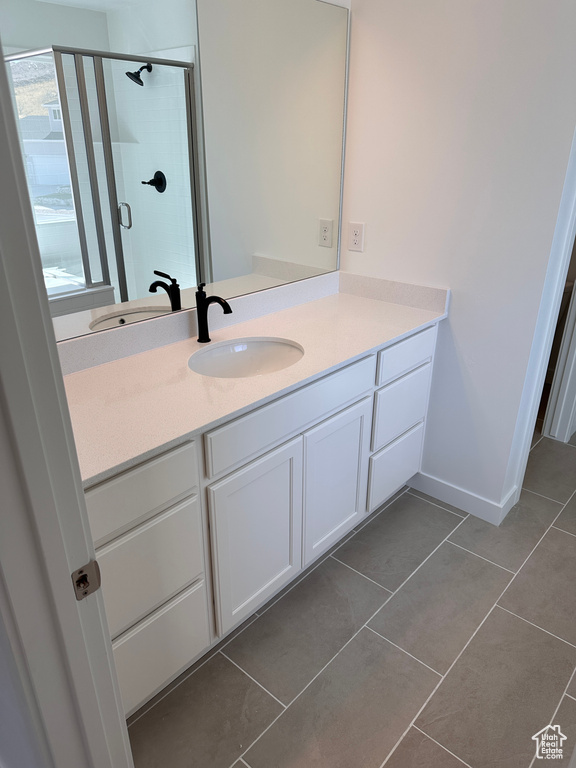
[126,63,152,86]
[5,47,200,318]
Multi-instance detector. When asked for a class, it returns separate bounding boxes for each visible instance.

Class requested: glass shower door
[99,55,199,302]
[6,47,200,312]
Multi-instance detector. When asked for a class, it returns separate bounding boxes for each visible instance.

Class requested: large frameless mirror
[0,0,348,341]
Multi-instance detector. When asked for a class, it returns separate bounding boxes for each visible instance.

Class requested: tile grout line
[495,606,576,650]
[217,616,262,655]
[446,540,516,574]
[352,487,411,534]
[532,434,576,451]
[366,625,442,677]
[495,491,573,608]
[520,487,572,506]
[412,725,474,768]
[128,613,261,727]
[383,513,471,601]
[406,489,468,519]
[126,646,221,727]
[133,469,572,759]
[219,651,287,709]
[567,693,576,702]
[403,492,576,767]
[258,528,362,618]
[527,665,576,768]
[329,555,394,593]
[128,488,424,729]
[377,606,502,768]
[234,585,426,765]
[254,486,411,620]
[551,524,576,539]
[234,512,471,766]
[530,434,545,451]
[254,545,343,619]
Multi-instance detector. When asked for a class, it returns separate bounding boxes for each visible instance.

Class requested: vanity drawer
[377,326,436,387]
[372,364,432,452]
[205,355,376,478]
[368,422,424,512]
[97,496,204,639]
[112,580,210,716]
[85,441,199,547]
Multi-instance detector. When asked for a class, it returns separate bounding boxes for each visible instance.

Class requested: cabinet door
[208,437,303,635]
[303,397,372,566]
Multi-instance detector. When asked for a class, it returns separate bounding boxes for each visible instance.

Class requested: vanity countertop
[63,292,447,486]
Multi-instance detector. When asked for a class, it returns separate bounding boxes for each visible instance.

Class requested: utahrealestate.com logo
[532,724,567,760]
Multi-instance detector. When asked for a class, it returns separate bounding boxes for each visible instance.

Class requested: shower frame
[5,46,205,303]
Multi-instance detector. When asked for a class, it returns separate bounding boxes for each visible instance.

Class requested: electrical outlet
[318,219,333,248]
[349,222,365,252]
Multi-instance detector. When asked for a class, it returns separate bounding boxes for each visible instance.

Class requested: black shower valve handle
[141,170,167,193]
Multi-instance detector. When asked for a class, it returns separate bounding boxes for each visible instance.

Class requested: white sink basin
[188,337,304,378]
[90,307,172,331]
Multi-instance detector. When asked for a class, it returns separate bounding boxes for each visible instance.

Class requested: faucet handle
[154,270,177,284]
[197,282,206,293]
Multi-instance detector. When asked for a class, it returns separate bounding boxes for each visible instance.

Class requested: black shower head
[126,63,152,86]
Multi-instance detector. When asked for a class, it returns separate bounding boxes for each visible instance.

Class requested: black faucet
[195,283,232,343]
[149,270,181,311]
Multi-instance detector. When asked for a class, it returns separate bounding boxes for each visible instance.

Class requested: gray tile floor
[129,435,576,768]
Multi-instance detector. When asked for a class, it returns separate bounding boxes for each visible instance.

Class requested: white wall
[197,0,347,281]
[106,0,197,58]
[0,0,109,52]
[342,0,576,517]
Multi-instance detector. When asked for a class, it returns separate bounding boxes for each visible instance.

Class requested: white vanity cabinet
[205,357,376,635]
[367,326,437,512]
[84,441,210,716]
[205,327,439,637]
[80,320,440,713]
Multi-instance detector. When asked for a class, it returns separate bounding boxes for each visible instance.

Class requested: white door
[208,437,303,635]
[0,47,132,768]
[303,397,372,566]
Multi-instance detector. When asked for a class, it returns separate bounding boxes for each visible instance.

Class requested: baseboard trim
[409,472,520,525]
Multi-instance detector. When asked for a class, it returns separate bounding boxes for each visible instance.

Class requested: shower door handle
[118,202,132,230]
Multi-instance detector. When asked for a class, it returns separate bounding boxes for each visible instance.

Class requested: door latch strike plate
[72,560,101,601]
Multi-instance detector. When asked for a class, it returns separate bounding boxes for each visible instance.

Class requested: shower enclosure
[5,46,202,315]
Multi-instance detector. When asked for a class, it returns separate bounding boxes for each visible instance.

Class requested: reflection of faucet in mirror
[195,283,232,343]
[149,271,181,311]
